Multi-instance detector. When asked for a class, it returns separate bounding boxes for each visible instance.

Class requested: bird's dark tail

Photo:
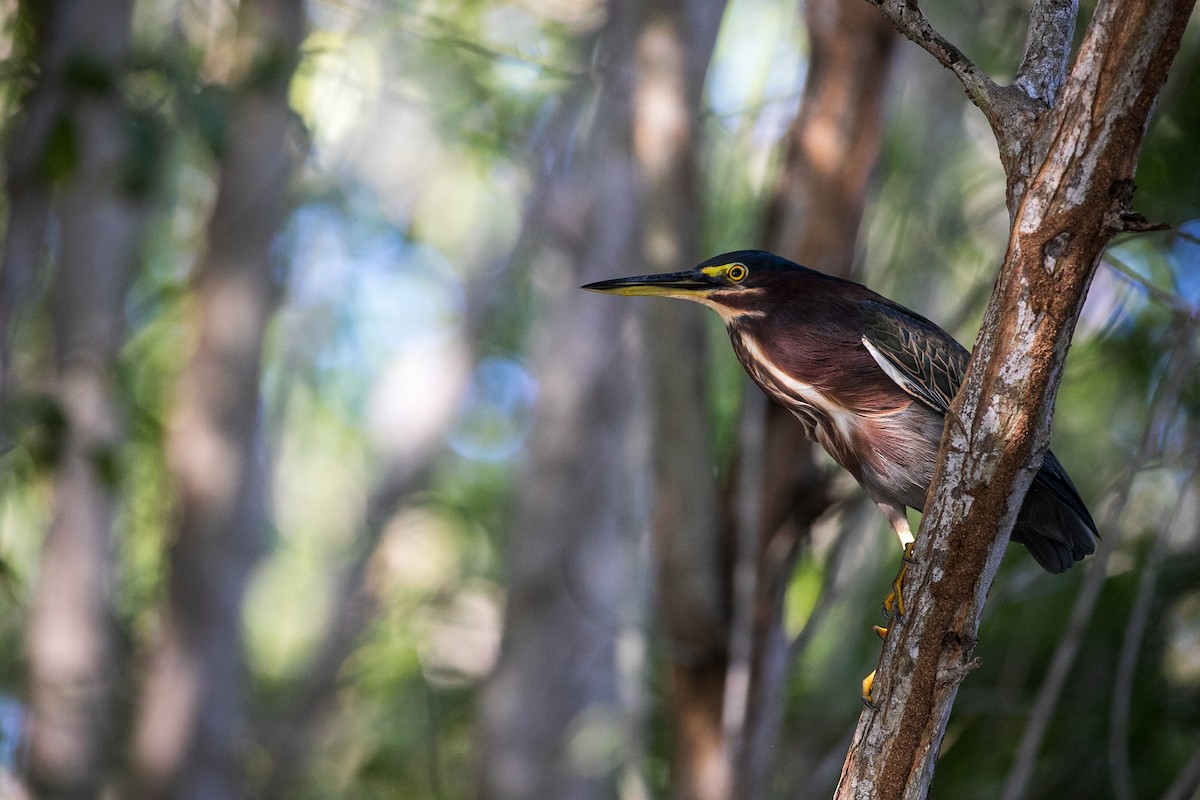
[1010,449,1099,574]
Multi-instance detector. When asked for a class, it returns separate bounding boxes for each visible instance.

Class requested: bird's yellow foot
[862,670,877,708]
[861,626,894,705]
[881,542,917,620]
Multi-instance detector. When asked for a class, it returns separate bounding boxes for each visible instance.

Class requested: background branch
[733,1,897,795]
[260,459,435,799]
[1108,457,1198,800]
[1001,283,1200,800]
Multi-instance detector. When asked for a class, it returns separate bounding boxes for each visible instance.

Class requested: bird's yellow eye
[727,263,747,282]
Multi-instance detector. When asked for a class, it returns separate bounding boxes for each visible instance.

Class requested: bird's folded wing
[860,300,970,414]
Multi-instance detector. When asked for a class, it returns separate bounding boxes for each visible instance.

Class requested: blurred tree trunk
[630,1,728,799]
[18,2,147,798]
[836,0,1196,797]
[258,376,458,795]
[131,1,304,797]
[475,2,667,798]
[729,2,895,797]
[0,3,60,430]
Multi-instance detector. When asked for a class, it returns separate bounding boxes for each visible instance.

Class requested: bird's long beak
[581,270,714,297]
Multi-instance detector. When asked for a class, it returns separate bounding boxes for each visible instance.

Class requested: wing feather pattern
[861,300,968,413]
[859,299,1098,572]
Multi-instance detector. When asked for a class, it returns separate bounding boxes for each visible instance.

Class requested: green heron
[584,251,1098,695]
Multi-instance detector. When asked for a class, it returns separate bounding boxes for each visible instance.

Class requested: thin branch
[866,0,1011,118]
[787,499,863,662]
[404,30,585,81]
[1108,456,1198,800]
[392,11,587,80]
[260,460,430,799]
[723,386,767,775]
[1105,252,1200,324]
[1013,0,1079,107]
[1000,537,1113,800]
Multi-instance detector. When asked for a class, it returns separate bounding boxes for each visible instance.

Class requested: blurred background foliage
[0,0,1198,798]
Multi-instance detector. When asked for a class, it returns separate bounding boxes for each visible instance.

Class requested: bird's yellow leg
[865,507,915,706]
[881,541,917,619]
[876,506,916,620]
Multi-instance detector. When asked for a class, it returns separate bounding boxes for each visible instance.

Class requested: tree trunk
[730,2,896,797]
[835,0,1197,797]
[131,1,304,797]
[0,2,61,431]
[21,3,146,798]
[474,2,654,797]
[631,2,729,799]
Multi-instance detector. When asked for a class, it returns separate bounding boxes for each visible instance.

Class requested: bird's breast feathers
[732,334,864,467]
[730,331,940,507]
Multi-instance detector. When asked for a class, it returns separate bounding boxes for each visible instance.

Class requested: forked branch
[867,0,1080,184]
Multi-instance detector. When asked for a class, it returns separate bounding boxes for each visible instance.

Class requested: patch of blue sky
[1171,216,1200,308]
[0,695,20,770]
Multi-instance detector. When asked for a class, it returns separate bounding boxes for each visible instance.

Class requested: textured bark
[836,0,1197,797]
[131,2,304,797]
[474,3,652,798]
[631,1,729,798]
[729,2,896,797]
[20,3,145,798]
